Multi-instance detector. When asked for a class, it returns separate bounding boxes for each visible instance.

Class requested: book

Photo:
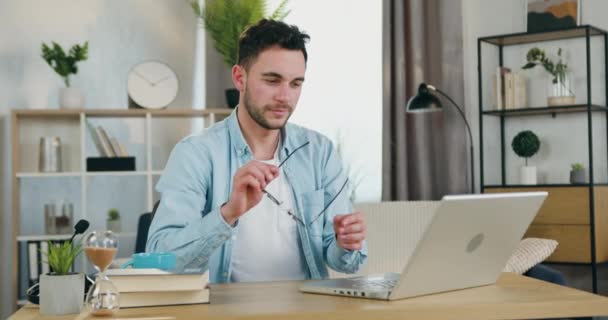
[106,268,209,293]
[493,67,511,110]
[513,72,527,109]
[110,138,128,157]
[119,289,209,308]
[504,72,514,109]
[87,121,107,157]
[95,126,116,157]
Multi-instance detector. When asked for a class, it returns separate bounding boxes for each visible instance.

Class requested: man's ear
[232,64,246,92]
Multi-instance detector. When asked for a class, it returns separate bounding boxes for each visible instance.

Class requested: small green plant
[571,163,585,171]
[108,208,120,221]
[190,0,290,67]
[522,47,574,95]
[41,41,89,87]
[41,241,82,275]
[511,130,541,166]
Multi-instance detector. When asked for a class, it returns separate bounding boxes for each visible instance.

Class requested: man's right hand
[221,161,279,225]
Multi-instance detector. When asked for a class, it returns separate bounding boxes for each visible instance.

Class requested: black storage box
[86,157,136,171]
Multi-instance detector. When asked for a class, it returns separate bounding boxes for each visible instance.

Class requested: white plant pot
[520,166,537,185]
[107,219,121,233]
[40,273,84,315]
[59,88,84,109]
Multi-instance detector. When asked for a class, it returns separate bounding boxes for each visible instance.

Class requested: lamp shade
[406,83,443,113]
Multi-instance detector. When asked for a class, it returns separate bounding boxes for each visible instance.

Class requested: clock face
[127,61,179,109]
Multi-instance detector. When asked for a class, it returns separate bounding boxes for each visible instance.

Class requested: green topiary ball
[511,130,540,158]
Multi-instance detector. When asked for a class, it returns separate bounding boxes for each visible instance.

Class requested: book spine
[87,121,106,157]
[96,126,117,157]
[110,138,127,157]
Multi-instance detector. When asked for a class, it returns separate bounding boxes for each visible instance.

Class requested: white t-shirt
[229,155,308,282]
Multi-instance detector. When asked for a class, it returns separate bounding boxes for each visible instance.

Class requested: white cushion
[503,238,558,274]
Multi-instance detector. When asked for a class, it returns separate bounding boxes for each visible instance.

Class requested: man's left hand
[334,212,366,251]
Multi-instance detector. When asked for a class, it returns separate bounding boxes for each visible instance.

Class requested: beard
[242,88,293,130]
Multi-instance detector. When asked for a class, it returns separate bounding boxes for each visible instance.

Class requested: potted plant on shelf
[512,130,541,185]
[570,162,586,184]
[522,47,574,106]
[107,208,121,233]
[190,0,290,108]
[39,241,84,315]
[41,41,89,109]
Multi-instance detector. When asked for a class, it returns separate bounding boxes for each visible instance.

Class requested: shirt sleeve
[319,137,368,274]
[146,139,234,272]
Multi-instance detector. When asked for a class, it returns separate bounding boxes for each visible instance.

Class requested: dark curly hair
[237,19,310,70]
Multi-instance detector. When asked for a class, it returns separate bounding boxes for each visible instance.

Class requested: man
[147,19,367,283]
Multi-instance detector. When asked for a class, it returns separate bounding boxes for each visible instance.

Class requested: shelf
[482,104,608,117]
[16,232,137,242]
[85,171,148,177]
[479,25,608,46]
[13,108,232,119]
[16,172,81,178]
[16,171,155,178]
[484,184,608,188]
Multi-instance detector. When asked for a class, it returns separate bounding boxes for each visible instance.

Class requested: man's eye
[265,79,280,84]
[291,82,303,88]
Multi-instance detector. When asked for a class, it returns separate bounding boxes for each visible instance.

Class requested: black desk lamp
[406,83,475,193]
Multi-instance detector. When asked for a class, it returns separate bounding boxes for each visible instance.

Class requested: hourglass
[84,230,120,316]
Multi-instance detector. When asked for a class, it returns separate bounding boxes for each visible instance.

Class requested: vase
[107,219,122,233]
[59,88,85,109]
[40,273,85,315]
[570,170,586,184]
[520,166,537,185]
[547,72,575,106]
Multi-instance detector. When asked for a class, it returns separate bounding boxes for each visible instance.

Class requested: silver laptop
[300,192,547,300]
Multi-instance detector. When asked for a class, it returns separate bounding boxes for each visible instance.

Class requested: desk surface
[9,273,608,320]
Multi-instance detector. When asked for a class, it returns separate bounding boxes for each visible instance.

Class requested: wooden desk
[9,273,608,320]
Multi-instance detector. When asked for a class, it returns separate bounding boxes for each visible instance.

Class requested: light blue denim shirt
[146,108,367,283]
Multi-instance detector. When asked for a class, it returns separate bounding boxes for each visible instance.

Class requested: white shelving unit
[11,108,232,305]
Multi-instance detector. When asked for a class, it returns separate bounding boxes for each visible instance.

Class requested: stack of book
[105,268,209,308]
[87,121,129,157]
[493,67,527,110]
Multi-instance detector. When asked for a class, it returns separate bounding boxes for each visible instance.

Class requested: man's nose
[274,83,290,103]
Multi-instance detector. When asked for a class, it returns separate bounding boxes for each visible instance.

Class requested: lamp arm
[432,86,476,193]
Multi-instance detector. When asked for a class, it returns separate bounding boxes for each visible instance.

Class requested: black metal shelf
[478,24,608,294]
[479,25,608,46]
[482,104,608,117]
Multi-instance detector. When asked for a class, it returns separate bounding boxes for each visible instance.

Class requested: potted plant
[522,47,574,106]
[570,162,586,184]
[190,0,290,108]
[41,41,89,109]
[107,208,121,232]
[512,130,541,185]
[39,241,84,315]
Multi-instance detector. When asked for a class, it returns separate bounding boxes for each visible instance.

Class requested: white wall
[204,0,383,202]
[0,1,199,317]
[463,0,608,187]
[272,0,383,202]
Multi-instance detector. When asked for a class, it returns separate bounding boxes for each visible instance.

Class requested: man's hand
[334,212,366,251]
[221,161,279,225]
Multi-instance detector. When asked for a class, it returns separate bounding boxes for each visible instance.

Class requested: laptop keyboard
[351,279,397,290]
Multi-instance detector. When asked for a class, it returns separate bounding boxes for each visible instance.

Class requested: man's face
[236,46,306,130]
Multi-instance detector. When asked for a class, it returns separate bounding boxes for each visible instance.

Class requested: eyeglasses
[262,141,350,227]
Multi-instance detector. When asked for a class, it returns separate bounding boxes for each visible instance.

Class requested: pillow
[503,238,558,274]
